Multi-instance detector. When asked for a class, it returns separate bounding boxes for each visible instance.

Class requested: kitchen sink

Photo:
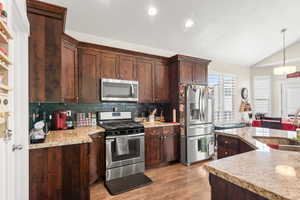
[253,136,300,152]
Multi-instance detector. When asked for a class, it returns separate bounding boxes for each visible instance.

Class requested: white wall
[209,61,251,121]
[251,40,300,117]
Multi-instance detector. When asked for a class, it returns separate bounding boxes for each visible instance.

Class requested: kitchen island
[205,127,300,200]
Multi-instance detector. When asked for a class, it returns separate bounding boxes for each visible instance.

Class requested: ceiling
[40,0,300,66]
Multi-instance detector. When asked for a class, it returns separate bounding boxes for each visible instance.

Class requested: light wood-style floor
[90,161,211,200]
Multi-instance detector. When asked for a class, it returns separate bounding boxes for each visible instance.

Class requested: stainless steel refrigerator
[181,84,215,166]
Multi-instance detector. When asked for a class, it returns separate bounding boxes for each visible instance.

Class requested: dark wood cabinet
[171,55,210,84]
[119,55,136,80]
[217,135,255,159]
[154,62,170,103]
[27,0,66,102]
[89,133,105,184]
[209,174,268,200]
[136,58,154,103]
[145,128,163,169]
[179,61,208,84]
[179,61,194,83]
[193,63,208,83]
[100,52,119,79]
[29,144,90,200]
[78,48,100,103]
[61,36,78,103]
[145,126,180,169]
[162,126,180,162]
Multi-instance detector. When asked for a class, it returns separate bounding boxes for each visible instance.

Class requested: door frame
[0,1,29,200]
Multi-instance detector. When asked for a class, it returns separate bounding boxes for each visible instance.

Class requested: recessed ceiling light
[185,19,194,28]
[148,7,157,16]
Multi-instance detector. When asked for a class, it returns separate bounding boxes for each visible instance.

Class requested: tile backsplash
[29,102,172,129]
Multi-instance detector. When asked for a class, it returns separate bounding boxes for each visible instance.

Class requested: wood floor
[90,161,211,200]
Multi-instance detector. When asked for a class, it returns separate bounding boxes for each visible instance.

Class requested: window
[208,74,235,122]
[253,76,271,115]
[283,78,300,116]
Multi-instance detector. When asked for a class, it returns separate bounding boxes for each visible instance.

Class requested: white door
[0,1,29,200]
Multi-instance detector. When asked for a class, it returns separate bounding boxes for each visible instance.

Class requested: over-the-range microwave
[101,78,139,102]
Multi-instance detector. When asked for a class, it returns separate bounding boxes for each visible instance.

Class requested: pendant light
[273,29,296,75]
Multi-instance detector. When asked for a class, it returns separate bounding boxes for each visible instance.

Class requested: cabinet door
[163,132,180,162]
[119,55,136,80]
[61,39,78,103]
[98,134,105,179]
[28,13,63,102]
[179,61,193,83]
[89,134,100,184]
[154,62,170,102]
[145,128,162,169]
[193,63,208,84]
[89,133,105,184]
[78,49,100,103]
[136,58,154,103]
[100,52,119,79]
[239,140,255,154]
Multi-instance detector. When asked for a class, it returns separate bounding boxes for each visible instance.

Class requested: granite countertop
[205,127,300,200]
[142,121,180,128]
[29,126,105,150]
[214,127,297,150]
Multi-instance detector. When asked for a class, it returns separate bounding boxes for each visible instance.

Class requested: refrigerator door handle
[198,87,202,121]
[201,88,205,121]
[203,89,208,122]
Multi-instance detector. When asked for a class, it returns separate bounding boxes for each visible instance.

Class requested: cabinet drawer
[162,126,179,135]
[217,135,239,149]
[145,127,163,136]
[217,146,238,159]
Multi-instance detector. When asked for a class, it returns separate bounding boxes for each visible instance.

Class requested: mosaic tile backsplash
[29,103,172,129]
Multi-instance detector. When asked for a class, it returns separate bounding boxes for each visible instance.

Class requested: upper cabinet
[193,63,208,83]
[119,55,136,80]
[78,48,100,103]
[61,35,78,103]
[171,55,211,84]
[136,58,154,103]
[27,0,66,102]
[100,52,119,79]
[179,61,194,83]
[154,62,170,103]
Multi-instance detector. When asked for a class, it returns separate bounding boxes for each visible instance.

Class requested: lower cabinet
[29,144,90,200]
[145,126,180,169]
[217,135,255,159]
[209,174,268,200]
[89,133,105,184]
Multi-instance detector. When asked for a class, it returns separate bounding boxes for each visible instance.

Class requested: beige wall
[209,61,251,121]
[251,40,300,117]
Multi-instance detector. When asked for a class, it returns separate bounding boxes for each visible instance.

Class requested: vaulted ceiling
[40,0,300,66]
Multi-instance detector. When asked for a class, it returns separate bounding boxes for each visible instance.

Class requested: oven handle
[106,133,145,140]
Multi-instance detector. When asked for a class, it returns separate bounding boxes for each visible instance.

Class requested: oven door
[101,78,138,102]
[106,133,145,169]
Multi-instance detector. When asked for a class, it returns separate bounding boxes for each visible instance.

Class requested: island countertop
[29,126,105,150]
[205,127,300,200]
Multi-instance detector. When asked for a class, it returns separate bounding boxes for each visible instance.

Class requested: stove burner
[98,120,144,136]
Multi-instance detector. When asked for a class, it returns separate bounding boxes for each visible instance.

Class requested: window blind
[253,76,271,115]
[284,78,300,116]
[208,74,236,122]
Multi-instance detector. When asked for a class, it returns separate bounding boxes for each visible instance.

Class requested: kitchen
[2,0,300,200]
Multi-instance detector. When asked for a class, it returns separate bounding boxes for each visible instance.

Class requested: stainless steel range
[98,112,145,181]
